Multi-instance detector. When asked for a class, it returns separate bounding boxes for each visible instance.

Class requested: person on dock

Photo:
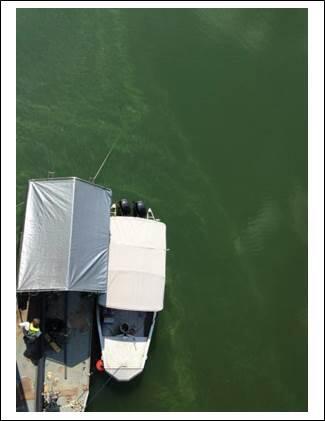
[19,318,42,362]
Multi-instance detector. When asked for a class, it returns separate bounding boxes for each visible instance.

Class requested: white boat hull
[96,305,157,381]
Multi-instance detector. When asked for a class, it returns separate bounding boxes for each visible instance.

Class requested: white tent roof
[98,216,166,311]
[17,178,111,292]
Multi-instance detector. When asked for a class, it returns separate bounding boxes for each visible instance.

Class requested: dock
[16,301,37,411]
[16,292,95,411]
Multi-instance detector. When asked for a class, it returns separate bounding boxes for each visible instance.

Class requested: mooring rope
[86,366,121,407]
[16,201,25,208]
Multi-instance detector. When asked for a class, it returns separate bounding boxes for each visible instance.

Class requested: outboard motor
[133,200,147,218]
[119,198,131,216]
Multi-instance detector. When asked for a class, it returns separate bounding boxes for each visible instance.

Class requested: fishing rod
[91,136,121,183]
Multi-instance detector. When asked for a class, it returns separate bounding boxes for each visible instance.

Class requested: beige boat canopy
[17,178,111,292]
[98,216,167,312]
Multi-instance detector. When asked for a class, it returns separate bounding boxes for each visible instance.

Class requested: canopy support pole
[64,293,68,380]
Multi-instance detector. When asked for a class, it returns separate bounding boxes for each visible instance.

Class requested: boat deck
[16,292,94,412]
[101,308,153,338]
[42,292,94,412]
[98,307,157,381]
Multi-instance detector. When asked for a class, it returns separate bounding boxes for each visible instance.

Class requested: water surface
[16,9,307,411]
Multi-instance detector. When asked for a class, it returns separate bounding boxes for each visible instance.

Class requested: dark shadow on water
[108,374,144,399]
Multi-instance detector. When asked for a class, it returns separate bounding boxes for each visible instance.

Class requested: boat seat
[103,317,115,324]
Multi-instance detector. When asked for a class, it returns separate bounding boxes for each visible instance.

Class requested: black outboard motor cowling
[119,198,131,216]
[133,200,147,218]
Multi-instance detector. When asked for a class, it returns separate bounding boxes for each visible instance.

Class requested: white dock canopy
[17,178,111,292]
[98,217,167,312]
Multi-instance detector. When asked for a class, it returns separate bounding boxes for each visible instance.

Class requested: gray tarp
[17,178,111,292]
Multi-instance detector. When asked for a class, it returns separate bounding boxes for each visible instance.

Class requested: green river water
[16,9,307,412]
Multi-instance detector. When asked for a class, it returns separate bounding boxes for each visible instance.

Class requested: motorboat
[96,199,167,381]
